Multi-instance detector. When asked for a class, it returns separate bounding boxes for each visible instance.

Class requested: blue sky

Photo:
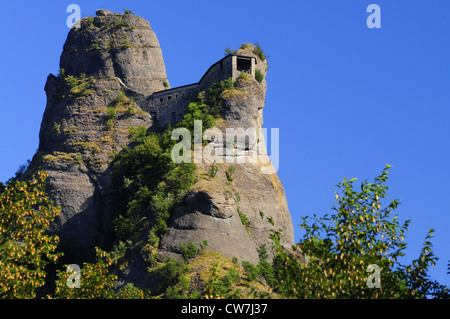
[0,1,449,287]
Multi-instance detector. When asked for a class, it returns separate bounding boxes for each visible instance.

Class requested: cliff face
[28,10,294,275]
[158,45,294,264]
[59,9,169,95]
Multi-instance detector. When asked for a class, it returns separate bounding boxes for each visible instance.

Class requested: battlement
[137,54,257,127]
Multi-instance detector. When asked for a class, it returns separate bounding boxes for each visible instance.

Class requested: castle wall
[198,55,234,91]
[142,83,200,127]
[138,54,255,127]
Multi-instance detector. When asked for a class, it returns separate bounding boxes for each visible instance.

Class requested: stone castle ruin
[140,54,257,127]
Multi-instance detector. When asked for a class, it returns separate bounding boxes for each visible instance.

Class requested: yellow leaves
[0,171,61,298]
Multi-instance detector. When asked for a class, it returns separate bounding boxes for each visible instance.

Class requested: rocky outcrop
[60,9,169,95]
[158,45,294,264]
[29,11,160,261]
[27,10,294,273]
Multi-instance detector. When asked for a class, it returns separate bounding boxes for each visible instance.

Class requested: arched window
[171,112,177,124]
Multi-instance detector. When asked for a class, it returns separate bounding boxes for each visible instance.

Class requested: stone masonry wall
[137,54,256,127]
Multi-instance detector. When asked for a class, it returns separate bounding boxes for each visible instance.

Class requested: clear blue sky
[0,0,449,287]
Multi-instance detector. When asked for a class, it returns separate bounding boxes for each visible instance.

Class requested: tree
[0,171,61,299]
[272,165,449,299]
[51,247,150,299]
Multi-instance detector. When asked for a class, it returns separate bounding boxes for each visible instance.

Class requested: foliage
[116,18,126,28]
[111,78,233,245]
[255,69,264,83]
[43,151,83,165]
[52,248,116,299]
[64,125,77,135]
[235,244,275,287]
[51,247,150,299]
[122,39,132,48]
[123,8,135,15]
[180,241,209,261]
[225,165,236,181]
[208,162,219,178]
[111,127,195,243]
[86,16,94,26]
[58,68,66,77]
[242,261,260,282]
[395,229,450,298]
[257,244,275,286]
[109,240,131,266]
[67,75,79,87]
[107,107,117,119]
[150,258,190,295]
[106,119,115,131]
[128,125,148,140]
[116,283,150,299]
[237,71,249,82]
[90,43,100,50]
[180,242,198,261]
[0,171,61,299]
[4,160,31,186]
[53,122,61,134]
[271,165,450,299]
[253,43,267,61]
[176,100,215,139]
[224,47,237,56]
[237,206,248,228]
[208,78,234,107]
[204,260,240,298]
[64,74,94,99]
[199,240,209,251]
[111,91,138,114]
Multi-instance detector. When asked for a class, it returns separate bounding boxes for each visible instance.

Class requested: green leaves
[0,171,61,299]
[272,164,449,299]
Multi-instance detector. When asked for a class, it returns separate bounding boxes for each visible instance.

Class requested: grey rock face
[60,12,168,95]
[31,74,153,261]
[29,13,159,260]
[95,9,112,16]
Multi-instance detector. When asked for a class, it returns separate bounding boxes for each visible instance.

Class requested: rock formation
[27,9,294,286]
